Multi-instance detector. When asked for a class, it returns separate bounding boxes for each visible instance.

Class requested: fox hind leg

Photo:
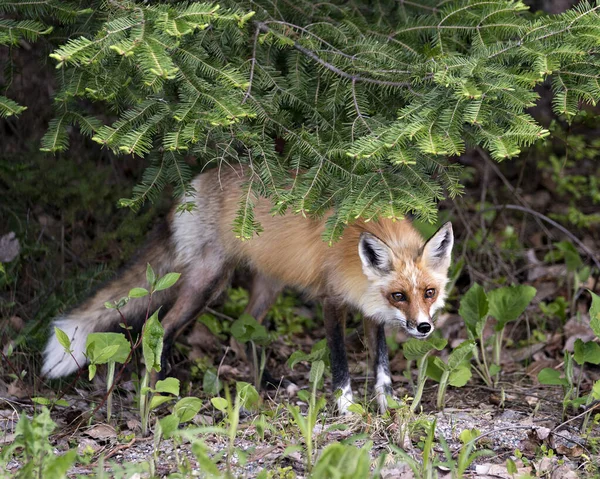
[157,252,234,379]
[241,273,299,395]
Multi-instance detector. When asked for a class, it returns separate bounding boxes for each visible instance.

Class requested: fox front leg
[323,298,352,414]
[366,321,393,413]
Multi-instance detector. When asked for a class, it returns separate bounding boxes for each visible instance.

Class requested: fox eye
[425,288,436,299]
[390,292,407,302]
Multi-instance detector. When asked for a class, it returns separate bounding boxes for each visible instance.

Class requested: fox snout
[405,314,434,338]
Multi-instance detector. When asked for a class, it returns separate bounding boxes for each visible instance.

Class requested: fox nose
[417,322,432,334]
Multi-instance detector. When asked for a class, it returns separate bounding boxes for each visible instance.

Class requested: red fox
[42,166,453,414]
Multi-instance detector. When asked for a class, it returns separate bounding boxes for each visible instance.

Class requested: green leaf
[54,327,72,352]
[155,377,180,395]
[506,458,517,475]
[142,310,164,372]
[154,272,181,292]
[448,365,472,387]
[403,337,447,360]
[159,414,180,439]
[573,339,600,366]
[202,368,221,396]
[86,332,131,364]
[589,291,600,338]
[287,350,309,370]
[488,285,536,330]
[146,263,156,288]
[426,356,446,382]
[459,283,488,338]
[231,313,268,344]
[592,380,600,400]
[459,428,481,445]
[43,449,77,478]
[150,394,176,411]
[129,287,149,298]
[237,382,259,410]
[211,397,228,413]
[173,397,202,423]
[537,368,569,386]
[447,340,476,370]
[309,360,325,385]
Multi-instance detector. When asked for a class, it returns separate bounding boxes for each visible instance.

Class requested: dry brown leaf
[85,423,117,440]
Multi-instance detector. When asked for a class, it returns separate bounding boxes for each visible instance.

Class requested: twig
[487,204,600,272]
[242,26,261,104]
[256,23,412,88]
[552,401,600,432]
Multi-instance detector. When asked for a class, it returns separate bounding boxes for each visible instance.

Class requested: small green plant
[403,337,475,411]
[230,313,270,389]
[438,428,494,479]
[211,381,260,476]
[391,419,437,479]
[402,337,447,411]
[0,407,77,479]
[287,359,327,475]
[538,291,600,427]
[426,341,476,409]
[459,283,536,386]
[85,332,131,421]
[311,440,379,478]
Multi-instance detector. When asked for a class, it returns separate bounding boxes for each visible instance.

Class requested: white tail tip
[41,317,93,378]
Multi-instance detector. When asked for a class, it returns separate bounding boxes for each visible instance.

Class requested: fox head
[357,222,453,338]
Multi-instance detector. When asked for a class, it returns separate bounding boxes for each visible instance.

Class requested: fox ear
[358,232,393,277]
[422,222,453,273]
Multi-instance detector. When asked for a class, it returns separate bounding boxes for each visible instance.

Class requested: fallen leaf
[85,423,117,440]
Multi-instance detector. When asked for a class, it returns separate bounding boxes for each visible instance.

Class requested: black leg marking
[324,299,352,414]
[369,322,393,413]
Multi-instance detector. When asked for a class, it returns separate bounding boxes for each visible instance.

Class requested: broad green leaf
[590,291,600,338]
[488,285,536,330]
[154,272,181,292]
[448,365,472,387]
[287,350,309,370]
[458,283,488,338]
[447,340,476,370]
[592,380,600,400]
[237,382,259,410]
[173,397,202,422]
[142,309,164,372]
[573,339,600,365]
[459,428,480,445]
[86,332,130,364]
[537,368,569,386]
[89,345,119,365]
[159,414,180,438]
[150,394,176,411]
[129,287,149,298]
[155,377,180,395]
[55,327,72,352]
[402,337,447,360]
[211,397,228,412]
[426,356,446,382]
[231,313,268,344]
[202,368,221,396]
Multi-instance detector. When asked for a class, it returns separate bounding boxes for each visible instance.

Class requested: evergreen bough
[2,0,600,241]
